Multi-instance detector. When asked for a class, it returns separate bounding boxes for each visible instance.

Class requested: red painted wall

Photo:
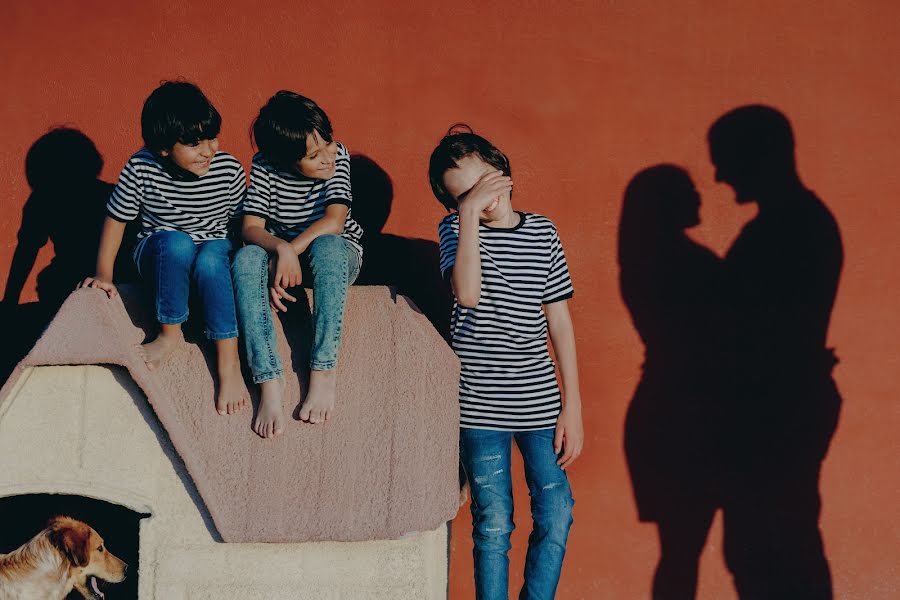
[3,2,898,597]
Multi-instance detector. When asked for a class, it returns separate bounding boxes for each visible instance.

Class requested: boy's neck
[483,210,521,230]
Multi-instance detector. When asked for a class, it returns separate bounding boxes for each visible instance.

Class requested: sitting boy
[80,80,249,416]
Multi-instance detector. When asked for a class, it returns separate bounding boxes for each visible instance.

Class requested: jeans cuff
[253,370,283,384]
[206,329,238,341]
[310,360,336,371]
[157,313,188,325]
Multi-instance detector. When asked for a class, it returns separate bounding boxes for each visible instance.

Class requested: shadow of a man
[710,105,843,599]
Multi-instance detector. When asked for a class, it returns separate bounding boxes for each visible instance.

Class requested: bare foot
[215,338,248,416]
[254,378,285,438]
[299,368,337,424]
[137,327,182,371]
[217,361,249,416]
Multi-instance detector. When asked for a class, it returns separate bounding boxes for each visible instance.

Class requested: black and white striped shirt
[439,211,575,431]
[107,149,246,243]
[242,143,363,257]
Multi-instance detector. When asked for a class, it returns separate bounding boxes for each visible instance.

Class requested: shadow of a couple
[619,106,843,599]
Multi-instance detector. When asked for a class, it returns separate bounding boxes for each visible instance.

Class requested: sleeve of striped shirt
[323,144,352,207]
[106,159,142,222]
[243,159,272,219]
[229,163,247,218]
[437,216,458,280]
[542,226,575,303]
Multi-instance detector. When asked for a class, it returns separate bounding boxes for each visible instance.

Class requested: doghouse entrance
[0,493,148,599]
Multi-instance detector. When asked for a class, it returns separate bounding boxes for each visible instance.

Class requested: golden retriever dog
[0,515,126,599]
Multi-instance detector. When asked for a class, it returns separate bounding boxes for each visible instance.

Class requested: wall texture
[2,1,898,598]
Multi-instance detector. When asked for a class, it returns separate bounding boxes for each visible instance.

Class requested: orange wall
[3,2,898,598]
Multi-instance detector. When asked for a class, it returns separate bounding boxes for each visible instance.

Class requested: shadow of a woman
[618,165,728,599]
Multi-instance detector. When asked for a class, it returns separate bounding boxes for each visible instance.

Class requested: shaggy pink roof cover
[0,286,460,542]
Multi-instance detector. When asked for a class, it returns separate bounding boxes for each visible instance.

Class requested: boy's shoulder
[438,211,459,229]
[520,212,561,237]
[521,211,554,227]
[209,151,244,177]
[211,150,242,168]
[127,148,162,170]
[251,152,281,175]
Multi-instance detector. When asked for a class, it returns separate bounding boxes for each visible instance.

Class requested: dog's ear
[48,516,91,567]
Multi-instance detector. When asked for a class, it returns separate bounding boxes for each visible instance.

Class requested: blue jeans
[231,234,360,382]
[134,230,238,340]
[460,427,574,600]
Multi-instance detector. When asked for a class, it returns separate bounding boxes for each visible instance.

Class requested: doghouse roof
[0,286,459,543]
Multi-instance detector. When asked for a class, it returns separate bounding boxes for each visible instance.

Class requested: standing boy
[429,127,584,599]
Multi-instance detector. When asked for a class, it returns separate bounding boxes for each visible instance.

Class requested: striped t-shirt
[107,149,246,244]
[438,211,575,431]
[242,142,364,258]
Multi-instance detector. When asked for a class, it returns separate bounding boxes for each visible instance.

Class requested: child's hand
[457,170,512,216]
[554,403,584,470]
[272,243,302,288]
[269,285,297,312]
[269,244,301,312]
[78,276,118,299]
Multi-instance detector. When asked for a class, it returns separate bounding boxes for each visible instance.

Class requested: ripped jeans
[459,427,574,600]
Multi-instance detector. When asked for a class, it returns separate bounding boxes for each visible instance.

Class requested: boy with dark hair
[232,91,363,438]
[429,126,584,599]
[80,80,249,416]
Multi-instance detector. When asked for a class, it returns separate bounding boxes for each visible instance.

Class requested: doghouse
[0,286,459,599]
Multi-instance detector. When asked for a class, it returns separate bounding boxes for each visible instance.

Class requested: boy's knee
[232,245,268,276]
[472,509,514,548]
[194,245,230,279]
[309,234,345,258]
[152,230,195,264]
[533,481,574,533]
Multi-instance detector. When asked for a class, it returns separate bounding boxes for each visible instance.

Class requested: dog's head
[47,516,127,599]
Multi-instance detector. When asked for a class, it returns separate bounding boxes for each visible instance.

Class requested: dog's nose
[123,562,129,573]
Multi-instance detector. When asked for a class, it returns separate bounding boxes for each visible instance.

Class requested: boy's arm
[286,204,348,255]
[451,208,483,308]
[286,145,351,254]
[545,298,584,469]
[450,170,512,307]
[79,216,127,298]
[241,215,302,312]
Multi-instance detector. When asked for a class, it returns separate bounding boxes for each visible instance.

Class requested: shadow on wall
[619,164,728,598]
[350,153,452,342]
[0,128,138,384]
[619,106,844,599]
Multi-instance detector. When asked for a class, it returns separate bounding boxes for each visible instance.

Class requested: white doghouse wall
[0,365,447,599]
